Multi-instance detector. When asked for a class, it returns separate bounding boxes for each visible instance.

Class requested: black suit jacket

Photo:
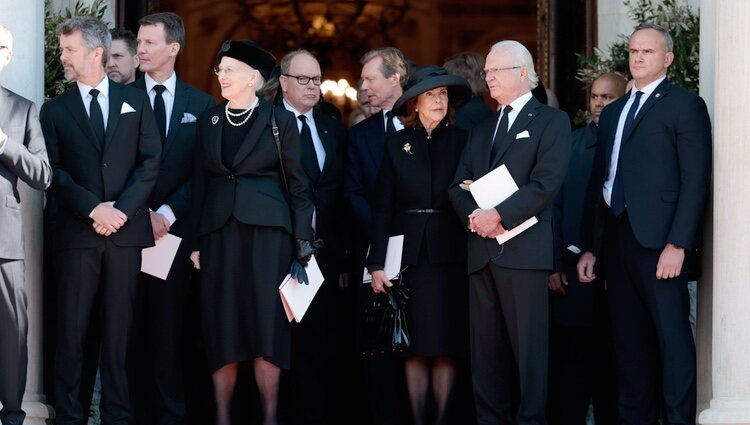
[344,111,387,237]
[299,108,347,274]
[450,96,571,274]
[40,80,162,249]
[0,86,52,260]
[191,99,314,246]
[583,79,712,255]
[368,125,468,268]
[131,77,215,238]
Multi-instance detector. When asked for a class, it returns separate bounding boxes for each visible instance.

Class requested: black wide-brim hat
[392,65,472,116]
[217,39,276,81]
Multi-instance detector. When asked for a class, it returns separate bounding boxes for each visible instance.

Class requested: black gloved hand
[295,238,324,267]
[290,260,309,285]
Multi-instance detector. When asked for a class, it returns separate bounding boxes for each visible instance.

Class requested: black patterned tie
[88,89,105,147]
[153,84,167,142]
[490,105,513,161]
[610,90,643,216]
[385,110,397,136]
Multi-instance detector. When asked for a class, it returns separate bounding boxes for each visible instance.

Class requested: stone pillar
[698,0,750,424]
[0,1,55,424]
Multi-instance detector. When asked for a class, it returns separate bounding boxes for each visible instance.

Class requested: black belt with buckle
[404,209,442,214]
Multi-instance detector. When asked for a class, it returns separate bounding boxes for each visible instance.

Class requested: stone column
[0,1,55,424]
[698,0,750,424]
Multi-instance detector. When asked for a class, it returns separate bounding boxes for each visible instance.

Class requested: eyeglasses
[282,74,322,86]
[213,66,250,76]
[0,46,8,51]
[479,66,522,79]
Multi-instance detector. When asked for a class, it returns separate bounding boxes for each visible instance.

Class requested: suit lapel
[0,87,10,121]
[603,96,628,168]
[365,112,386,168]
[314,110,335,175]
[489,97,541,169]
[207,105,226,170]
[232,99,272,167]
[622,79,671,144]
[61,87,101,152]
[103,80,122,151]
[164,80,189,154]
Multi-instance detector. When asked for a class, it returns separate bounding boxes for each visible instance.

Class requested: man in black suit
[0,23,52,425]
[344,47,409,425]
[278,49,347,425]
[547,73,625,425]
[40,17,161,425]
[577,24,712,425]
[129,12,215,425]
[449,40,570,425]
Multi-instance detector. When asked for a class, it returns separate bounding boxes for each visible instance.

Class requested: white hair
[490,40,539,89]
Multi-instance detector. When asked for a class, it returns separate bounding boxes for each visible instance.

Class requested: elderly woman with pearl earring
[190,40,314,425]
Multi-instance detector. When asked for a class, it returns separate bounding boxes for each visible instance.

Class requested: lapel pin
[211,116,219,125]
[655,93,661,98]
[528,113,532,117]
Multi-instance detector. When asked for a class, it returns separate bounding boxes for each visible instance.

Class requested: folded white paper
[279,255,325,322]
[141,233,181,280]
[120,102,136,114]
[469,164,538,245]
[362,234,404,284]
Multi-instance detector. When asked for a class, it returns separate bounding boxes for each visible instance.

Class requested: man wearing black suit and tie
[278,49,347,425]
[0,23,53,425]
[449,40,570,425]
[40,17,161,425]
[344,47,408,425]
[577,24,712,425]
[128,12,215,425]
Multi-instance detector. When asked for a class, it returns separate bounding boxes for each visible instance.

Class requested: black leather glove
[290,260,309,285]
[295,238,325,267]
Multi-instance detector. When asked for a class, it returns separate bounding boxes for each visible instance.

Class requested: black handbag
[362,274,411,356]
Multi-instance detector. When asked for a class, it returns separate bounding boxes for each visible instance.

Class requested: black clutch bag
[362,276,411,356]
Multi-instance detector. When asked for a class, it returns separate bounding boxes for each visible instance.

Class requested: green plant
[576,0,700,93]
[44,0,108,100]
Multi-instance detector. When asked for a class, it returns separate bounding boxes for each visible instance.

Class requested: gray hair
[632,23,674,52]
[57,17,111,67]
[490,40,539,89]
[360,47,407,86]
[279,49,317,74]
[0,23,13,51]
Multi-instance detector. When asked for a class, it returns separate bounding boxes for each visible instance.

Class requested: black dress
[193,102,313,372]
[369,125,469,357]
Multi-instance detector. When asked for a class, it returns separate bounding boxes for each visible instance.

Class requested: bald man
[547,73,625,425]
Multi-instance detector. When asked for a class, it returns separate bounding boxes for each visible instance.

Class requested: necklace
[225,97,259,127]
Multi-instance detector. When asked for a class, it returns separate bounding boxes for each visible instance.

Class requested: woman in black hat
[189,40,314,425]
[367,66,472,425]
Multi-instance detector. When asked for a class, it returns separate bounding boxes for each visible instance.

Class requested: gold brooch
[403,143,412,154]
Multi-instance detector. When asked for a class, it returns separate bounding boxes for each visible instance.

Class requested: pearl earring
[415,108,418,112]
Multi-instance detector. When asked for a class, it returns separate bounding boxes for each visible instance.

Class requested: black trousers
[0,259,27,425]
[132,247,192,425]
[469,264,549,425]
[54,240,141,425]
[603,213,696,425]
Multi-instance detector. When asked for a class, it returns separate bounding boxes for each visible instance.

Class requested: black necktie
[88,89,105,147]
[490,105,513,161]
[385,111,397,136]
[298,115,321,176]
[610,90,644,216]
[153,84,167,142]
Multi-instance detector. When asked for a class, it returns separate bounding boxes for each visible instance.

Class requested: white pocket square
[181,112,197,123]
[120,102,136,114]
[516,130,530,139]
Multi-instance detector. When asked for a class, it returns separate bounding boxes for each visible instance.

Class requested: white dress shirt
[602,75,666,206]
[382,109,405,133]
[283,99,326,170]
[77,77,110,129]
[492,91,533,140]
[145,71,177,137]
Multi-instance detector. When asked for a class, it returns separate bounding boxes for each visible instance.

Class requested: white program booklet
[361,234,404,284]
[469,164,538,245]
[279,255,325,323]
[141,233,182,280]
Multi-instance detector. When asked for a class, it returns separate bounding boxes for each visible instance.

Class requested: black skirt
[199,217,294,371]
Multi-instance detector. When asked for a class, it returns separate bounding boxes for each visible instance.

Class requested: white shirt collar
[503,90,533,113]
[632,75,666,97]
[145,71,177,95]
[77,76,109,100]
[282,99,313,121]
